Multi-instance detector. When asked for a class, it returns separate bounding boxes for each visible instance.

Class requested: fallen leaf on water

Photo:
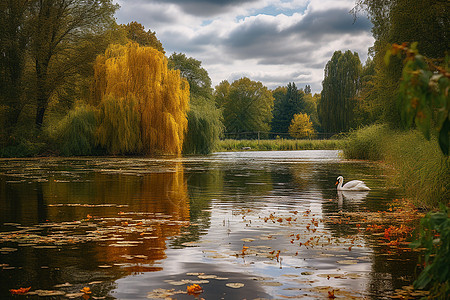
[186,284,203,295]
[336,260,358,264]
[80,287,92,294]
[328,290,336,299]
[225,283,245,289]
[10,287,31,295]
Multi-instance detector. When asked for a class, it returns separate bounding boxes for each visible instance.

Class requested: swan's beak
[335,181,338,185]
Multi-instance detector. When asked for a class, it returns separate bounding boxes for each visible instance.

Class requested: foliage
[303,93,321,131]
[386,42,450,155]
[343,124,389,160]
[319,50,362,133]
[92,42,190,155]
[352,0,449,127]
[288,113,315,139]
[169,53,213,101]
[218,77,274,134]
[29,0,119,128]
[183,101,224,155]
[214,80,231,109]
[271,83,305,134]
[50,104,98,156]
[411,206,450,298]
[122,21,165,53]
[217,139,343,152]
[96,94,142,155]
[169,53,223,154]
[343,125,449,207]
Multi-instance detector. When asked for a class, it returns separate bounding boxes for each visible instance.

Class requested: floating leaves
[186,284,203,295]
[225,283,245,289]
[10,287,31,295]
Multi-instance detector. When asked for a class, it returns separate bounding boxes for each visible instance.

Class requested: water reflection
[0,160,192,297]
[0,152,419,299]
[337,190,369,208]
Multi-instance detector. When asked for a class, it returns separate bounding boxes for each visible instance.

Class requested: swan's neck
[337,180,343,190]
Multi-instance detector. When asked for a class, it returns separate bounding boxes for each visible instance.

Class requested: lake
[0,150,422,299]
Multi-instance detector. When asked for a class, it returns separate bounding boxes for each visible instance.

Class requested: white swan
[336,176,370,191]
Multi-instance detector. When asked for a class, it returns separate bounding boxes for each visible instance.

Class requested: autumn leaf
[10,287,31,295]
[80,287,92,294]
[328,289,336,299]
[187,284,203,295]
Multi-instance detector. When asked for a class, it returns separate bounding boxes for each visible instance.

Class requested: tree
[0,0,31,144]
[214,80,231,109]
[304,85,312,95]
[303,93,321,132]
[169,53,213,101]
[271,82,305,134]
[288,113,315,139]
[92,42,190,155]
[168,53,223,154]
[353,0,449,126]
[318,50,362,133]
[122,21,165,53]
[29,0,118,129]
[218,77,274,134]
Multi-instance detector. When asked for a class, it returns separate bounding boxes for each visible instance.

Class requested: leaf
[438,117,450,155]
[80,287,92,294]
[10,287,31,295]
[225,283,245,288]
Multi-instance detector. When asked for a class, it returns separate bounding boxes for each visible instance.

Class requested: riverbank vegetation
[217,138,343,152]
[344,124,449,208]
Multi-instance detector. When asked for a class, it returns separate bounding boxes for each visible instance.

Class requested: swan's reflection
[337,190,369,208]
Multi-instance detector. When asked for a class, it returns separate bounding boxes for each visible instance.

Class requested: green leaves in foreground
[411,205,450,298]
[386,42,449,155]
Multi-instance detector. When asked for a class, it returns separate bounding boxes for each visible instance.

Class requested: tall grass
[343,124,449,208]
[217,139,343,151]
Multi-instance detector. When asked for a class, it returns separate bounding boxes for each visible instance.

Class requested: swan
[336,176,370,191]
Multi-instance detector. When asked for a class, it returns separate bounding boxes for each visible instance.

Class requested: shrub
[411,206,450,298]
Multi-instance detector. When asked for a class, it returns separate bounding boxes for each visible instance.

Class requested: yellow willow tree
[92,42,189,155]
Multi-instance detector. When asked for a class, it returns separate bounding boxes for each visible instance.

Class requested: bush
[411,206,450,298]
[342,124,389,160]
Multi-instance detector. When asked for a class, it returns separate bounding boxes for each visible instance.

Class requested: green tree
[304,84,312,95]
[122,21,165,53]
[353,0,449,126]
[214,80,231,109]
[0,0,31,145]
[318,50,362,133]
[219,77,274,135]
[168,53,223,154]
[29,0,118,129]
[271,82,305,134]
[288,113,315,139]
[303,93,321,132]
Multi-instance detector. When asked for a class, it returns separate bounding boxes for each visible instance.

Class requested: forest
[0,0,448,157]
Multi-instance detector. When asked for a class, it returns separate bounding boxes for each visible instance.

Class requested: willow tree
[318,50,362,133]
[92,43,190,155]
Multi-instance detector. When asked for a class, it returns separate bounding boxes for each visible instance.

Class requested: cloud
[114,0,374,93]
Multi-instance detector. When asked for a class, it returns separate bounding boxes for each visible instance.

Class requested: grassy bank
[343,124,449,208]
[216,138,344,152]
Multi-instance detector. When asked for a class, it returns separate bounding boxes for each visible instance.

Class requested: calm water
[0,150,419,299]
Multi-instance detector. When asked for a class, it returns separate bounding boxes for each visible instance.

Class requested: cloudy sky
[114,0,374,93]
